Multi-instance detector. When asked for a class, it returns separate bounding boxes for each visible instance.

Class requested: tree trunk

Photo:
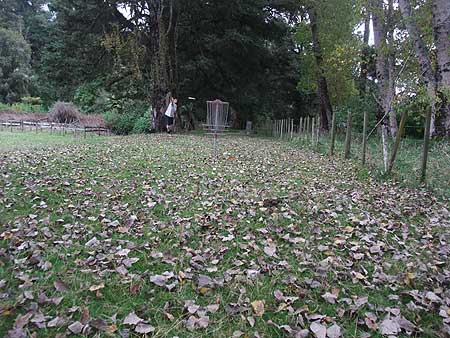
[387,0,398,137]
[398,0,437,137]
[358,8,370,97]
[308,6,332,131]
[371,0,390,167]
[149,0,179,131]
[433,0,450,137]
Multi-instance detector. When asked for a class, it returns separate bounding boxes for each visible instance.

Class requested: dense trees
[0,0,449,136]
[0,28,31,103]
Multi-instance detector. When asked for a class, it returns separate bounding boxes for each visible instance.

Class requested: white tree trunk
[372,0,392,165]
[381,124,389,173]
[433,0,450,136]
[387,0,397,137]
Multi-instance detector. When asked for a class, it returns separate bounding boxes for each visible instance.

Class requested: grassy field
[0,133,449,337]
[0,131,106,151]
[259,130,450,198]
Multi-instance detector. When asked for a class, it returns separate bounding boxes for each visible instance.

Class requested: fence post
[299,118,303,136]
[421,106,432,183]
[285,119,288,139]
[316,116,321,146]
[306,117,310,141]
[311,117,315,146]
[362,111,368,165]
[280,119,284,139]
[344,111,352,159]
[330,112,336,156]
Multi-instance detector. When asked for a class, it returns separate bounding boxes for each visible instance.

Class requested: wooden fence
[257,116,323,146]
[0,120,110,137]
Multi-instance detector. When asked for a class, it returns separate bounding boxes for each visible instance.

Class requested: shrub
[21,97,43,106]
[133,110,151,134]
[49,101,81,124]
[103,99,150,135]
[104,111,136,135]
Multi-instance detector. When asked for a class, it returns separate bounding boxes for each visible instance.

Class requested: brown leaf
[80,306,90,325]
[54,279,69,292]
[89,283,105,292]
[251,300,265,317]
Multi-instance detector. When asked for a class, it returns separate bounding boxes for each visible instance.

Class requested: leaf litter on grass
[0,134,449,337]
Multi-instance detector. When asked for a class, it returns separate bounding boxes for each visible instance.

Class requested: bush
[21,97,43,105]
[132,110,151,134]
[103,99,150,135]
[74,81,108,114]
[49,101,81,124]
[104,111,136,135]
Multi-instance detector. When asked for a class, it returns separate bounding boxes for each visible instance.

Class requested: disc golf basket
[203,99,230,159]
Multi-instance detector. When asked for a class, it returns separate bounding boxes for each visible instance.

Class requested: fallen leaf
[251,300,265,317]
[54,279,69,292]
[68,321,84,334]
[123,312,143,326]
[310,321,327,338]
[135,323,155,333]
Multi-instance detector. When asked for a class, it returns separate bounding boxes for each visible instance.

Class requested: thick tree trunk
[372,0,390,168]
[308,6,332,131]
[398,0,437,137]
[433,0,450,137]
[149,0,178,131]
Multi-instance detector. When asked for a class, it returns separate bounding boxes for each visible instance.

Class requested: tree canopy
[0,0,449,136]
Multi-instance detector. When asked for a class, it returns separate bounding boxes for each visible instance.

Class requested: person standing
[164,97,177,133]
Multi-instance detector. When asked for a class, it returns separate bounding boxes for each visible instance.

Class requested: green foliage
[0,101,47,113]
[295,0,360,109]
[21,96,42,105]
[73,81,105,114]
[178,0,302,121]
[132,110,151,134]
[104,111,136,135]
[0,27,32,103]
[104,99,150,135]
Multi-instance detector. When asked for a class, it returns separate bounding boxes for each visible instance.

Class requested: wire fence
[254,116,450,198]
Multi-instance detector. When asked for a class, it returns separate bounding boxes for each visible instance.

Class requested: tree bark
[433,0,450,137]
[371,0,390,166]
[358,8,370,97]
[398,0,437,136]
[387,0,397,137]
[308,6,332,131]
[148,0,179,131]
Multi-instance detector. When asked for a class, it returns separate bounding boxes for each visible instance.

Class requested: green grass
[0,133,448,337]
[288,131,450,198]
[0,130,106,151]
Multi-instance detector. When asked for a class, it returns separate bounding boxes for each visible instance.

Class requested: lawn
[0,131,106,152]
[0,133,449,337]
